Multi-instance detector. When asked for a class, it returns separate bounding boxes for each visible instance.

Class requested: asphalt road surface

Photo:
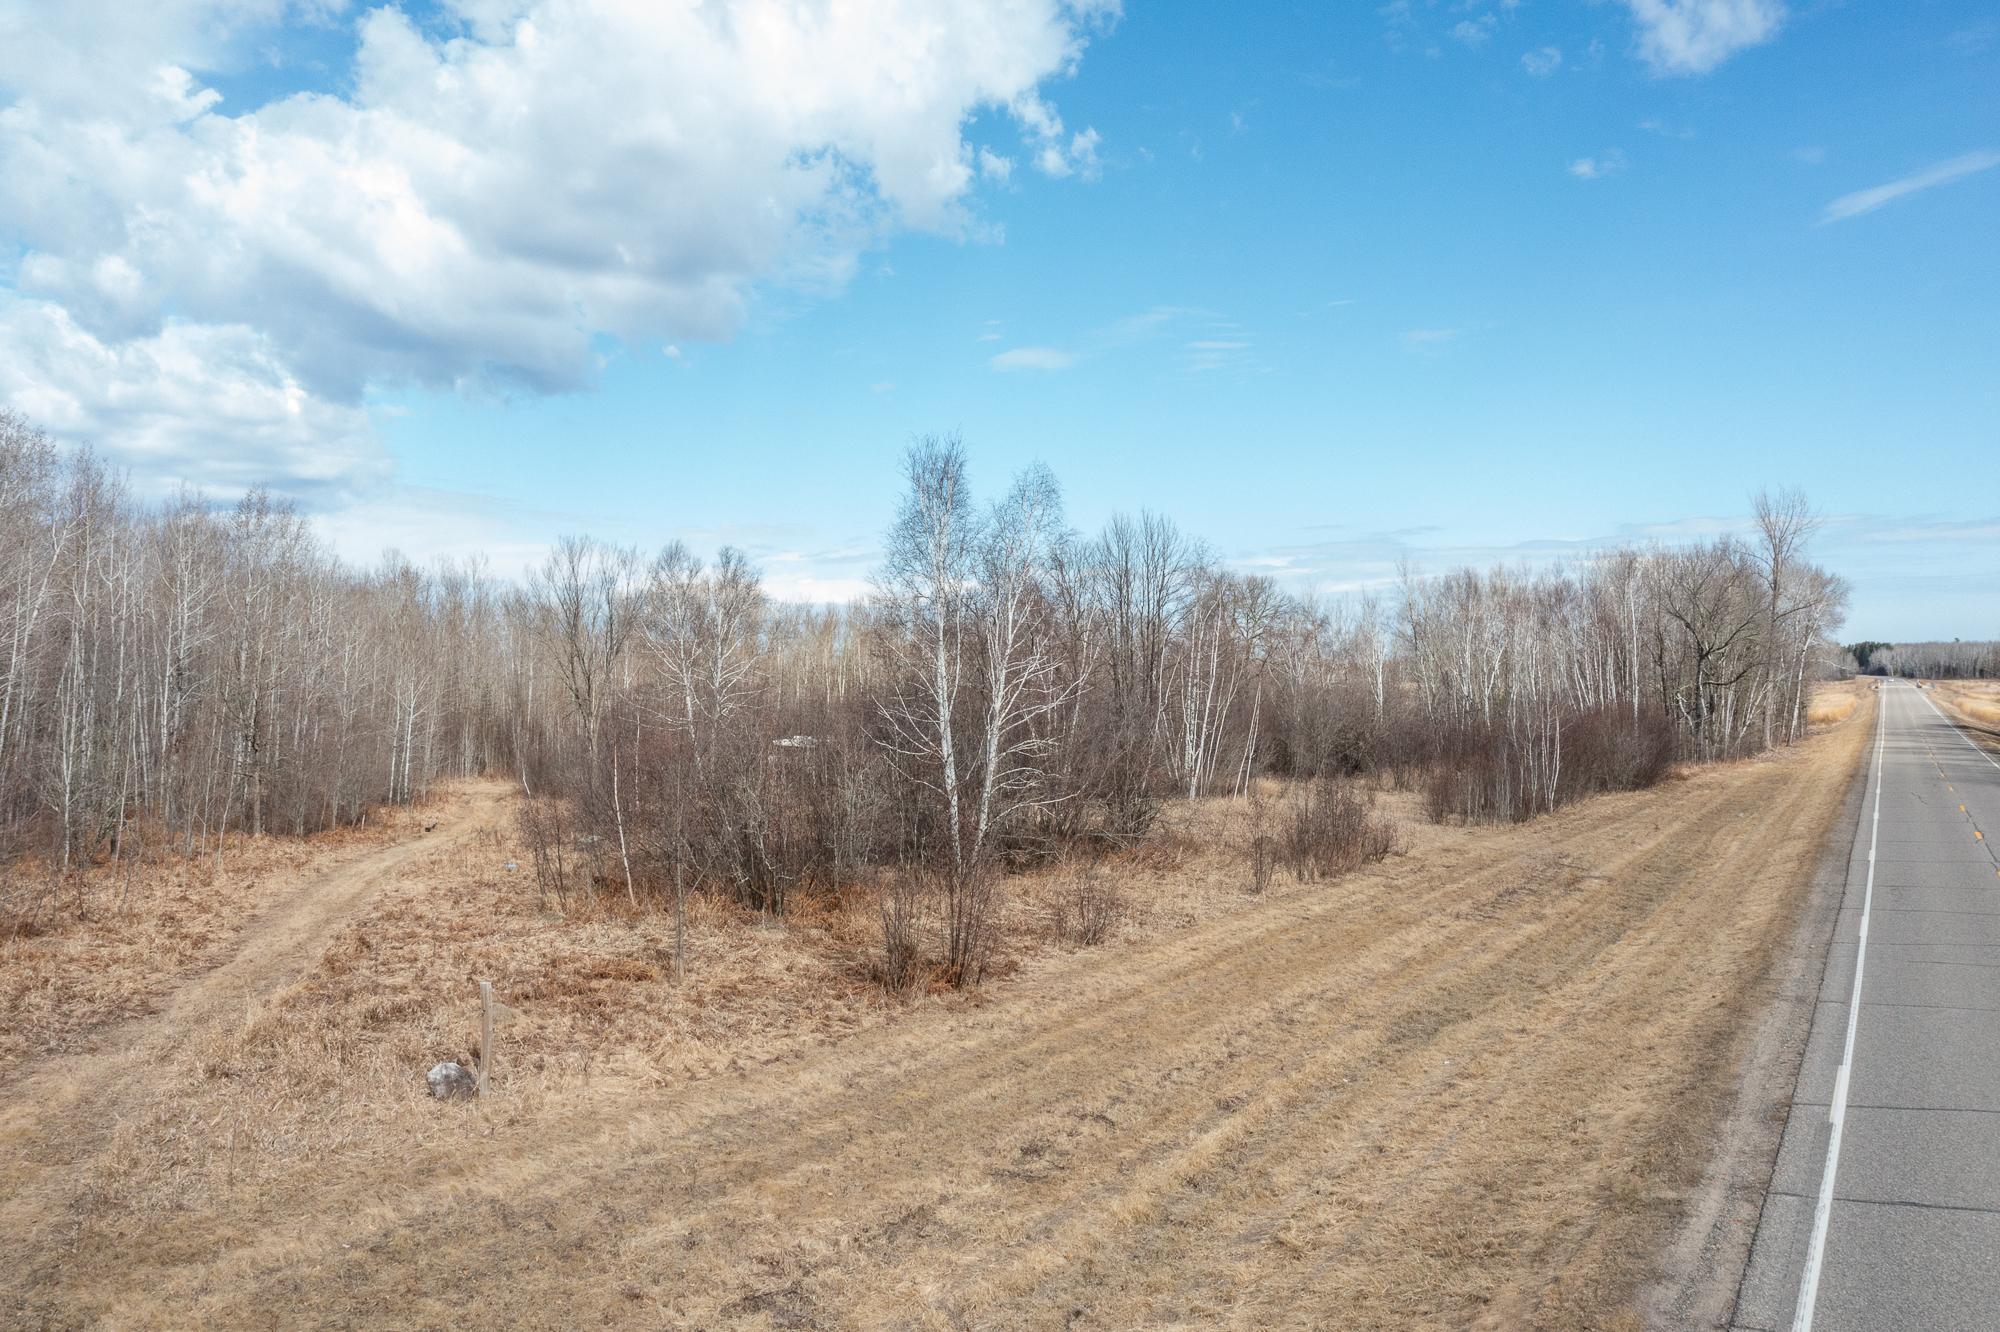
[1735,683,2000,1331]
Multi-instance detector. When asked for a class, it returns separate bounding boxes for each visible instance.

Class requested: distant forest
[1845,639,2000,678]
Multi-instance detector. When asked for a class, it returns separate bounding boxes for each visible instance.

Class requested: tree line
[3,416,1862,982]
[0,412,510,901]
[1849,639,1999,680]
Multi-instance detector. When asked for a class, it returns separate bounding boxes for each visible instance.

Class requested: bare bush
[1423,707,1676,825]
[1282,778,1400,882]
[1247,794,1275,895]
[1052,859,1122,946]
[517,794,577,909]
[875,866,926,994]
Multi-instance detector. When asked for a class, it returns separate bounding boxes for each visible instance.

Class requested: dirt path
[0,711,1872,1331]
[0,780,512,1294]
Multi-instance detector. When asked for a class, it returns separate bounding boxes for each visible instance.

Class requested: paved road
[1736,683,2000,1331]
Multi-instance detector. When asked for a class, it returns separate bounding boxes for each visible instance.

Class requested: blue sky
[0,1,1995,638]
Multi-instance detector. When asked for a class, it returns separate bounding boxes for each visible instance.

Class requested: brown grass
[0,704,1873,1330]
[0,804,427,1071]
[1807,678,1861,726]
[1933,678,2000,730]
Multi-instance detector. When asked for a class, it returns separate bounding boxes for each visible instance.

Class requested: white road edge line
[1792,682,1890,1332]
[1912,686,2000,774]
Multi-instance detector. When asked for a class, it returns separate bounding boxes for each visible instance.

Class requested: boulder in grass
[427,1061,477,1100]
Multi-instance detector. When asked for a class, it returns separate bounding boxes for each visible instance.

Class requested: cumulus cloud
[0,0,1116,496]
[1623,0,1785,75]
[1449,17,1496,48]
[1819,150,2000,223]
[1568,149,1629,179]
[1520,46,1563,77]
[1638,117,1694,140]
[0,296,383,498]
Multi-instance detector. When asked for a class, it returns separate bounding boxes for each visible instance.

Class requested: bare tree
[874,438,1075,985]
[530,536,640,771]
[1752,487,1822,748]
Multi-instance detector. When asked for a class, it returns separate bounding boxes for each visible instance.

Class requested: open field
[1931,677,2000,732]
[1807,676,1864,726]
[1,701,1872,1330]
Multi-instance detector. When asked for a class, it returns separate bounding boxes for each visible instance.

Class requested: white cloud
[759,571,874,604]
[1011,89,1106,180]
[1450,17,1496,47]
[1400,327,1461,353]
[1623,0,1785,75]
[313,485,557,579]
[0,295,383,499]
[1069,128,1103,178]
[1182,335,1254,374]
[984,306,1244,375]
[1520,46,1563,76]
[1819,150,2000,223]
[990,345,1076,371]
[0,0,1117,497]
[1568,148,1629,179]
[1035,127,1102,180]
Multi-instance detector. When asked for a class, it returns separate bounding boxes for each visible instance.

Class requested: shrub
[874,866,925,994]
[1052,859,1122,946]
[1282,778,1400,882]
[1423,706,1676,825]
[1247,795,1275,895]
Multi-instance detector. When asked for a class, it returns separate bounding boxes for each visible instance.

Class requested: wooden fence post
[479,979,494,1097]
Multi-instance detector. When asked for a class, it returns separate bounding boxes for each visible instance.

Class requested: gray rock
[426,1060,477,1100]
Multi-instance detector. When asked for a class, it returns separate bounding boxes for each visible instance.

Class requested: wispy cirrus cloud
[1945,19,1998,55]
[989,346,1078,371]
[1230,510,2000,634]
[990,306,1258,375]
[1399,327,1461,354]
[1819,151,2000,224]
[1182,337,1253,374]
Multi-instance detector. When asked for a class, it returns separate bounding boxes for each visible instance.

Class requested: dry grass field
[1,697,1873,1330]
[1806,677,1862,726]
[1932,678,2000,732]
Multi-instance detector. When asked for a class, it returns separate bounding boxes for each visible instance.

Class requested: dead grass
[0,705,1874,1330]
[0,804,424,1071]
[1807,678,1862,726]
[1933,678,2000,730]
